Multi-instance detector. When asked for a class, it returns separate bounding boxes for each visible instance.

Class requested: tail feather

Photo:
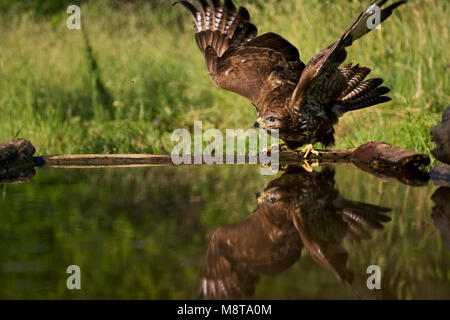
[226,6,250,37]
[351,86,391,104]
[223,0,238,33]
[342,78,384,101]
[333,63,392,116]
[341,64,371,97]
[175,0,257,57]
[341,199,391,232]
[333,95,391,116]
[229,22,257,48]
[340,63,358,79]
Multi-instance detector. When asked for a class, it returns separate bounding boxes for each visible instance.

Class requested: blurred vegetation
[0,0,448,157]
[0,165,449,299]
[0,0,448,300]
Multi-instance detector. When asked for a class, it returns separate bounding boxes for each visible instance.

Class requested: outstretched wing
[176,0,305,108]
[290,0,405,112]
[198,213,263,300]
[198,207,302,299]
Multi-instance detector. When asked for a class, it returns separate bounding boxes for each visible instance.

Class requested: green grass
[0,0,448,157]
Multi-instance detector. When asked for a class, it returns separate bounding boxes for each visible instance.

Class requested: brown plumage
[176,0,405,149]
[198,167,392,300]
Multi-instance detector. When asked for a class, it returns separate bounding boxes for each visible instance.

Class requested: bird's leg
[263,141,288,155]
[279,162,289,171]
[300,159,319,173]
[278,142,289,152]
[261,142,289,173]
[300,144,319,159]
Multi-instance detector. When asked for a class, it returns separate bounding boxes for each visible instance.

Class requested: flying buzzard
[198,167,392,299]
[176,0,404,156]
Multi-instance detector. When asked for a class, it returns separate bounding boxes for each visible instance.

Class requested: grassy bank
[0,0,448,157]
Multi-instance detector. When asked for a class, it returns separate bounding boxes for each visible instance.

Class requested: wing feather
[290,0,405,112]
[177,0,304,109]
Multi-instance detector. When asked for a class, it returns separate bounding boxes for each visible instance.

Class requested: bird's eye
[267,197,277,204]
[266,116,275,123]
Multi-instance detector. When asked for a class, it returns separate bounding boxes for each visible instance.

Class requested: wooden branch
[36,155,263,168]
[0,139,430,170]
[37,154,174,168]
[0,139,430,186]
[280,148,355,165]
[431,186,450,249]
[279,142,430,185]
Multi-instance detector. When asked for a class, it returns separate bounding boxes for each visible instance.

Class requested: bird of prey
[176,0,405,156]
[198,167,392,299]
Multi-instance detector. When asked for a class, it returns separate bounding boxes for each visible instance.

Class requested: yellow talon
[301,144,319,159]
[300,159,319,172]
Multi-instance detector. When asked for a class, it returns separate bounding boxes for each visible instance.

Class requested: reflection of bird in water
[198,167,392,299]
[199,185,303,299]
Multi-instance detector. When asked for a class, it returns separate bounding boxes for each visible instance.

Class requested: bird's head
[254,109,289,130]
[256,191,278,205]
[255,185,292,208]
[255,185,298,223]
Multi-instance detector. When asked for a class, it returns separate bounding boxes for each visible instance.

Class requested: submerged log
[431,106,450,164]
[0,139,430,186]
[37,154,174,168]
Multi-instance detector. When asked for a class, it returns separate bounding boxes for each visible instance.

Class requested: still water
[0,164,449,299]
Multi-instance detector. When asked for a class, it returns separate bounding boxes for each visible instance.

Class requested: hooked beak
[254,118,261,128]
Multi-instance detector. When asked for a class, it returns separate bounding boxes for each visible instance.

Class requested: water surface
[0,164,449,299]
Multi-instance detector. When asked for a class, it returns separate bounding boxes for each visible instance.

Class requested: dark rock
[0,139,35,168]
[0,166,36,184]
[431,106,450,163]
[430,164,450,187]
[431,187,450,249]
